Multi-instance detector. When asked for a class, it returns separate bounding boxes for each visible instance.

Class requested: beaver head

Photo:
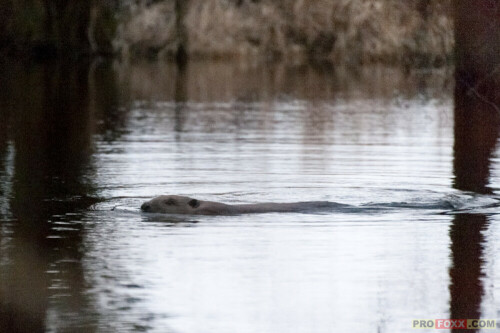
[141,195,201,214]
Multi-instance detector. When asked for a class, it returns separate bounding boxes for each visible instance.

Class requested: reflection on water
[0,59,500,332]
[449,214,487,329]
[0,61,101,332]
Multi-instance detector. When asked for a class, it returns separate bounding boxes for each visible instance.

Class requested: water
[1,60,500,332]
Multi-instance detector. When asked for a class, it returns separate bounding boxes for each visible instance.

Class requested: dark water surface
[1,60,500,332]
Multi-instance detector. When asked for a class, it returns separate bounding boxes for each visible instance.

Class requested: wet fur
[141,195,345,215]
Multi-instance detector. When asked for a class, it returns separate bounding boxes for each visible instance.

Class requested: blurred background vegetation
[0,0,453,66]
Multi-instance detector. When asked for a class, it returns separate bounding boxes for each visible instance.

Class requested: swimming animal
[140,195,348,215]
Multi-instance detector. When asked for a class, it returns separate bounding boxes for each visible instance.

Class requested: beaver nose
[141,202,151,212]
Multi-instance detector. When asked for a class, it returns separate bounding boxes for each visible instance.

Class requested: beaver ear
[188,199,200,208]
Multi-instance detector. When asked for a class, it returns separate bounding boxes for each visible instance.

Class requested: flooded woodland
[1,1,500,333]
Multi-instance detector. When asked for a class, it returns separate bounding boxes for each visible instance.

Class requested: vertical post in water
[450,0,500,327]
[175,0,189,69]
[453,0,500,193]
[45,0,91,57]
[173,0,189,138]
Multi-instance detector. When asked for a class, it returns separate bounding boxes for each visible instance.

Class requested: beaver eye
[165,199,176,205]
[188,199,200,208]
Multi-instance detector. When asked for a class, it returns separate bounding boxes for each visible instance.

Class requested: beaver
[140,195,349,215]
